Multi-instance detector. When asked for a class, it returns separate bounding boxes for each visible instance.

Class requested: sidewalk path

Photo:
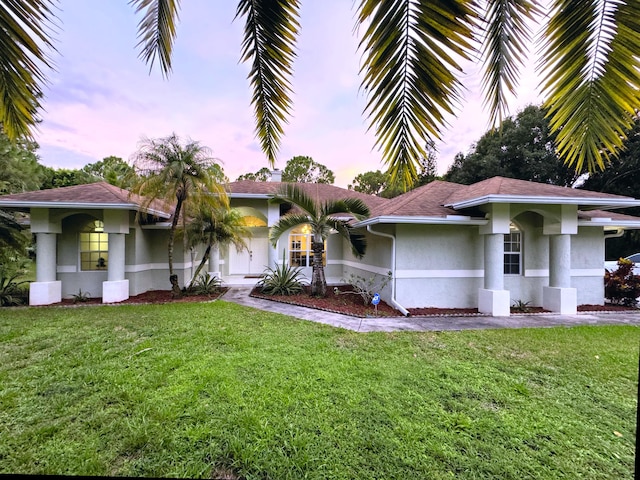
[222,287,640,333]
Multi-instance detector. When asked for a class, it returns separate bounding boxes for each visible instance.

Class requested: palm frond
[269,212,309,246]
[540,0,640,172]
[323,197,370,221]
[130,0,181,78]
[480,0,541,126]
[332,221,367,258]
[236,0,299,167]
[0,0,57,141]
[357,0,476,190]
[270,183,316,217]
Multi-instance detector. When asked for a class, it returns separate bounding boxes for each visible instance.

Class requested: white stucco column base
[29,281,62,306]
[208,271,221,280]
[102,280,129,304]
[478,289,510,316]
[543,286,577,314]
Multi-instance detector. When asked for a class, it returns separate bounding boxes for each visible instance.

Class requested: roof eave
[354,215,487,227]
[0,201,171,219]
[579,219,640,229]
[446,195,640,210]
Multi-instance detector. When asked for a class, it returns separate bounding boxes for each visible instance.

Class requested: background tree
[580,118,640,259]
[444,105,580,187]
[0,128,44,193]
[39,166,96,190]
[348,170,389,196]
[3,2,640,188]
[81,156,136,189]
[129,133,228,293]
[282,156,334,184]
[186,206,250,289]
[269,184,369,297]
[236,167,272,182]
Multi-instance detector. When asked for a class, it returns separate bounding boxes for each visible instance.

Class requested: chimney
[270,169,282,182]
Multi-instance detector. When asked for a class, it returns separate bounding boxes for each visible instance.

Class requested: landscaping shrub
[604,258,640,306]
[187,273,222,296]
[256,259,307,295]
[0,255,30,306]
[337,271,392,305]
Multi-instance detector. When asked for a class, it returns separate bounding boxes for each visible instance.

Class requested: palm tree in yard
[129,133,228,293]
[185,206,251,290]
[3,1,640,187]
[269,184,370,297]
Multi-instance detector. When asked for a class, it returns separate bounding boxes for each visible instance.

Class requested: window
[504,225,521,275]
[80,220,108,271]
[289,225,325,267]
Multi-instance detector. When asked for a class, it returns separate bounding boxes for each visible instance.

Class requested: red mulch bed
[54,288,227,306]
[48,286,639,317]
[251,285,400,317]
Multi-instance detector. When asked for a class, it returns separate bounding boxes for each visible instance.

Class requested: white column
[478,233,510,316]
[102,210,129,303]
[484,233,504,290]
[267,203,280,268]
[107,233,125,282]
[35,233,57,282]
[543,233,577,314]
[208,244,221,279]
[29,214,62,306]
[549,234,571,288]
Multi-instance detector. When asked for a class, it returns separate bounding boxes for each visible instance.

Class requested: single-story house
[2,172,640,316]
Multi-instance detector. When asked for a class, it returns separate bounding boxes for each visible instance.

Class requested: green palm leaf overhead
[0,0,56,140]
[2,0,640,186]
[540,0,640,172]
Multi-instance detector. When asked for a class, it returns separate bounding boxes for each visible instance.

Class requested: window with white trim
[79,220,108,271]
[289,225,325,267]
[504,225,521,275]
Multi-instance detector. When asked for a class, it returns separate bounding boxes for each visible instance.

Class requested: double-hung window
[79,220,108,271]
[504,225,521,275]
[289,225,325,267]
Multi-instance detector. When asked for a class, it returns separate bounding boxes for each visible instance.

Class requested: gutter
[366,225,410,317]
[604,227,625,239]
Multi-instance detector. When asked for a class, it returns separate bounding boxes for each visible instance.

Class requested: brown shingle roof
[0,182,173,218]
[444,176,635,206]
[227,180,389,211]
[374,180,466,217]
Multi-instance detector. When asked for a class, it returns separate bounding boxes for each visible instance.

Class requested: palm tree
[185,206,251,290]
[129,133,228,293]
[3,2,640,187]
[269,184,370,297]
[0,209,26,253]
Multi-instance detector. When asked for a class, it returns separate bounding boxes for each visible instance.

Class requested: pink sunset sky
[35,0,543,187]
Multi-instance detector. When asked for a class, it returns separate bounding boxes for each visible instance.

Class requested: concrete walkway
[222,287,640,332]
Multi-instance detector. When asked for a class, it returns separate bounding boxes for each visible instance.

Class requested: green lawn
[0,301,637,479]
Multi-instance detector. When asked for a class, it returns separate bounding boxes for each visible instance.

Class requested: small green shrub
[0,256,30,306]
[187,273,222,296]
[336,271,392,305]
[604,258,640,307]
[71,289,92,304]
[256,260,307,296]
[511,299,532,313]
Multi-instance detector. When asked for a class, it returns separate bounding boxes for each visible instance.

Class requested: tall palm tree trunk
[168,195,184,296]
[188,244,212,290]
[310,241,327,297]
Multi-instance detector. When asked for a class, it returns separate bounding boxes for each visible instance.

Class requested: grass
[0,301,637,479]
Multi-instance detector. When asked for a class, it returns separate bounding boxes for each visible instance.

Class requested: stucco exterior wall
[394,224,483,308]
[341,226,394,301]
[57,212,107,298]
[571,226,605,305]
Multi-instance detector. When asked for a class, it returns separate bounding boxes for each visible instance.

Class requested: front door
[229,237,269,275]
